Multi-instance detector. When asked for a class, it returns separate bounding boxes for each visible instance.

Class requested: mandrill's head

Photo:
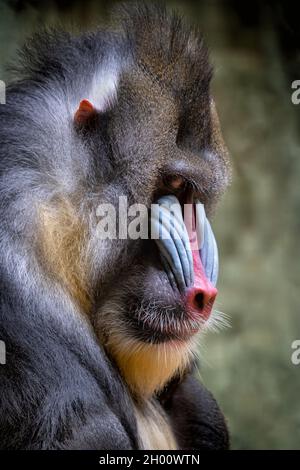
[76,3,231,398]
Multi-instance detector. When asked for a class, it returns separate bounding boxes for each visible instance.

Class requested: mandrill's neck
[106,331,197,398]
[103,330,196,449]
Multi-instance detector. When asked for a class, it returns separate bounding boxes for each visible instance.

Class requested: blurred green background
[0,0,299,450]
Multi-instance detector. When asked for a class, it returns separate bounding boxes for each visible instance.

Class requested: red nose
[186,250,217,321]
[186,285,217,320]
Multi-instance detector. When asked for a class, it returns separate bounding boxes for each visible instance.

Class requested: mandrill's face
[89,24,231,398]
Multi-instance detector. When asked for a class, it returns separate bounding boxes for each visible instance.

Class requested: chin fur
[95,293,228,399]
[105,330,197,398]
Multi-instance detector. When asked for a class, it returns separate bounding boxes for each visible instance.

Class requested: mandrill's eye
[163,174,185,192]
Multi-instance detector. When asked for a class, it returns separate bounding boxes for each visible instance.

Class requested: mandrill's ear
[74,99,97,126]
[74,68,120,127]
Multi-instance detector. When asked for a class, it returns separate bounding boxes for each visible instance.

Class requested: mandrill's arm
[159,371,230,450]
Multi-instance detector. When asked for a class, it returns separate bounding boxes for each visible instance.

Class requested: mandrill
[0,2,231,450]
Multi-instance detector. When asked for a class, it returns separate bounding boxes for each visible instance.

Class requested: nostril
[188,287,217,318]
[194,292,204,310]
[186,286,217,320]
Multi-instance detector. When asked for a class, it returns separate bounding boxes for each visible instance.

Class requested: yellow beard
[106,331,196,398]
